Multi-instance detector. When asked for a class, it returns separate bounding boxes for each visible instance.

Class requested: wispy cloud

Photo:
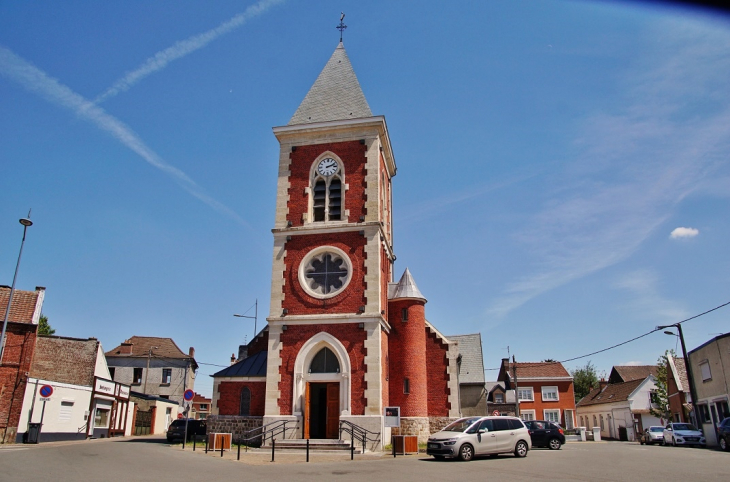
[488,18,730,317]
[94,0,284,103]
[0,46,248,227]
[670,227,699,239]
[613,269,689,323]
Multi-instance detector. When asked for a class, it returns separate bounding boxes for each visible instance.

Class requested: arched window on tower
[239,387,251,416]
[311,157,344,222]
[309,347,340,373]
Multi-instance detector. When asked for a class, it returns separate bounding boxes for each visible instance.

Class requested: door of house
[304,382,339,439]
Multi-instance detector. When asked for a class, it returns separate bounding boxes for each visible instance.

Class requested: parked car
[662,423,706,447]
[640,426,665,445]
[523,420,565,449]
[427,416,531,461]
[166,419,206,443]
[717,417,730,451]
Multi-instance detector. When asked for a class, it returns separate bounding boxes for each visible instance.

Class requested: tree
[571,361,599,402]
[37,314,55,336]
[649,350,675,422]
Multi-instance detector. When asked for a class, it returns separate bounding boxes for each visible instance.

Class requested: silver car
[662,423,706,447]
[427,416,531,461]
[641,426,665,445]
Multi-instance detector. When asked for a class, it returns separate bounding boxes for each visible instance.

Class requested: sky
[2,1,729,398]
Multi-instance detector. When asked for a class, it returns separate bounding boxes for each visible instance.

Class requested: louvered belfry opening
[313,179,327,221]
[328,178,341,220]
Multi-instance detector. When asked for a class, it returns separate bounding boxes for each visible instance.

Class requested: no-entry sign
[40,384,53,398]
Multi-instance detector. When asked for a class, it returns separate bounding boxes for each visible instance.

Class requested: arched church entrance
[293,333,351,440]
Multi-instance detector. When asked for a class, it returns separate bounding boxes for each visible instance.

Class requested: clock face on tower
[316,158,339,176]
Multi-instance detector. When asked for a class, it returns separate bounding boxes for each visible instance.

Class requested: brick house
[666,356,691,424]
[105,336,197,407]
[210,41,468,447]
[498,359,576,429]
[0,286,44,444]
[191,393,211,420]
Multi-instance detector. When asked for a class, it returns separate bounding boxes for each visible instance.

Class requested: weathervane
[337,12,347,42]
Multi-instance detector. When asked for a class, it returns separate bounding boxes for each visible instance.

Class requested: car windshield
[442,417,481,432]
[672,424,697,431]
[650,427,663,432]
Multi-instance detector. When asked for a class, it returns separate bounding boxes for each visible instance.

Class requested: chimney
[188,347,195,358]
[119,342,133,355]
[599,378,608,391]
[230,354,236,365]
[238,345,248,361]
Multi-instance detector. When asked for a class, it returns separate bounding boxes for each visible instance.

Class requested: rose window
[299,247,352,299]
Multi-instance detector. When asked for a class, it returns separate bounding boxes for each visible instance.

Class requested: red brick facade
[281,232,367,315]
[517,380,576,426]
[287,141,368,227]
[247,329,268,358]
[277,324,367,415]
[387,300,428,417]
[0,324,37,443]
[425,328,451,416]
[216,381,265,416]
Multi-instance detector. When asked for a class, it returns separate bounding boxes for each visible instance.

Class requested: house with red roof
[0,286,45,444]
[667,356,692,424]
[498,359,577,429]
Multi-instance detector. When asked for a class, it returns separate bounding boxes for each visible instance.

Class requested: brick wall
[0,324,37,443]
[30,336,98,386]
[281,232,367,315]
[206,415,264,445]
[277,324,367,415]
[381,330,389,409]
[247,330,268,358]
[216,381,266,416]
[517,380,576,425]
[287,141,367,227]
[425,329,451,416]
[387,300,428,417]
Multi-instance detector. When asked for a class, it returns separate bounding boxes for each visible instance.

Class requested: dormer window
[311,156,344,222]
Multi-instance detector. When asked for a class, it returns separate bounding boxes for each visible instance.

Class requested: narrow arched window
[311,157,344,223]
[239,387,251,416]
[309,347,340,373]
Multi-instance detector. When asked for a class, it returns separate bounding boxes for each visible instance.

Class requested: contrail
[0,46,249,227]
[94,0,285,103]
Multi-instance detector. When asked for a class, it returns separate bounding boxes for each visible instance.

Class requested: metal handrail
[234,419,296,447]
[339,420,381,452]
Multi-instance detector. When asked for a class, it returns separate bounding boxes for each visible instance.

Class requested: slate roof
[576,378,645,407]
[30,336,100,387]
[212,350,267,378]
[449,334,485,384]
[608,365,658,384]
[288,42,372,125]
[0,286,44,324]
[106,336,196,368]
[389,268,426,302]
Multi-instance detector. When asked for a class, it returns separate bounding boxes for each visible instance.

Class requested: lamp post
[657,323,702,431]
[143,346,159,395]
[234,299,258,339]
[0,214,33,365]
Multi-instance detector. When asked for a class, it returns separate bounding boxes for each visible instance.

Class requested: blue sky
[2,1,729,397]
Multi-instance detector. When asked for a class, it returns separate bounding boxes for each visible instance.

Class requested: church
[211,41,471,447]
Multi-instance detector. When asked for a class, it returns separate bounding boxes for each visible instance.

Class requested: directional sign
[40,384,53,398]
[183,389,194,402]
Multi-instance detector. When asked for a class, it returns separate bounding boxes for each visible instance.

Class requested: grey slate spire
[288,42,372,125]
[390,268,427,302]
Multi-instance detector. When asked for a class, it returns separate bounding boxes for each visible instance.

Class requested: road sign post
[183,389,194,448]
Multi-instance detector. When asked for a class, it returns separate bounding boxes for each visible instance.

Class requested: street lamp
[234,299,258,339]
[657,323,702,432]
[0,213,33,365]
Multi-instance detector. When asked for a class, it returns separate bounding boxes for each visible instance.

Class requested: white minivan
[427,416,531,461]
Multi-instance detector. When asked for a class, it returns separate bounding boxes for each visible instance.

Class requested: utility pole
[658,323,703,432]
[513,355,520,417]
[142,346,158,395]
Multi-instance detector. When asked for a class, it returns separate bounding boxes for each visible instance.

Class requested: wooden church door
[304,382,310,438]
[326,382,340,439]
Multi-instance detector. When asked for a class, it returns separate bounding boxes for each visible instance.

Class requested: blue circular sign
[183,389,194,401]
[40,385,53,397]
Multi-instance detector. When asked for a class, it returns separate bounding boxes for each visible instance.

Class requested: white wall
[18,378,92,442]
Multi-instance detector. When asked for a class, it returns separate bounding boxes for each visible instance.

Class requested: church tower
[264,42,396,438]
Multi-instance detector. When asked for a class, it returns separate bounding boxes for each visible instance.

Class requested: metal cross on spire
[337,12,347,42]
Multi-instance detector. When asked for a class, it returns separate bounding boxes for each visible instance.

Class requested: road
[1,437,727,481]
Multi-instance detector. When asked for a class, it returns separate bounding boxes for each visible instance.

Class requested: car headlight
[443,439,457,446]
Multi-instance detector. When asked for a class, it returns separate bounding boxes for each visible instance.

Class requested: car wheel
[514,440,528,458]
[458,444,474,462]
[720,437,727,451]
[672,437,677,447]
[548,438,561,450]
[661,437,666,446]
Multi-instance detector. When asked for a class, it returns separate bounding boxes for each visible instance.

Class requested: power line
[484,299,730,371]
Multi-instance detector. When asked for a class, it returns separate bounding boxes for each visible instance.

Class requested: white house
[576,375,662,441]
[17,336,133,442]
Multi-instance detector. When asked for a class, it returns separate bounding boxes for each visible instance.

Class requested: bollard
[237,442,241,460]
[205,438,208,453]
[193,436,196,451]
[306,438,310,463]
[271,438,276,462]
[392,436,396,458]
[182,436,185,450]
[351,434,355,460]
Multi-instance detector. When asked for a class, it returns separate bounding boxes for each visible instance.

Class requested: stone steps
[262,439,359,452]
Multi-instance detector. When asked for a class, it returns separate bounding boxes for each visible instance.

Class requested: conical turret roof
[288,42,372,125]
[390,268,427,302]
